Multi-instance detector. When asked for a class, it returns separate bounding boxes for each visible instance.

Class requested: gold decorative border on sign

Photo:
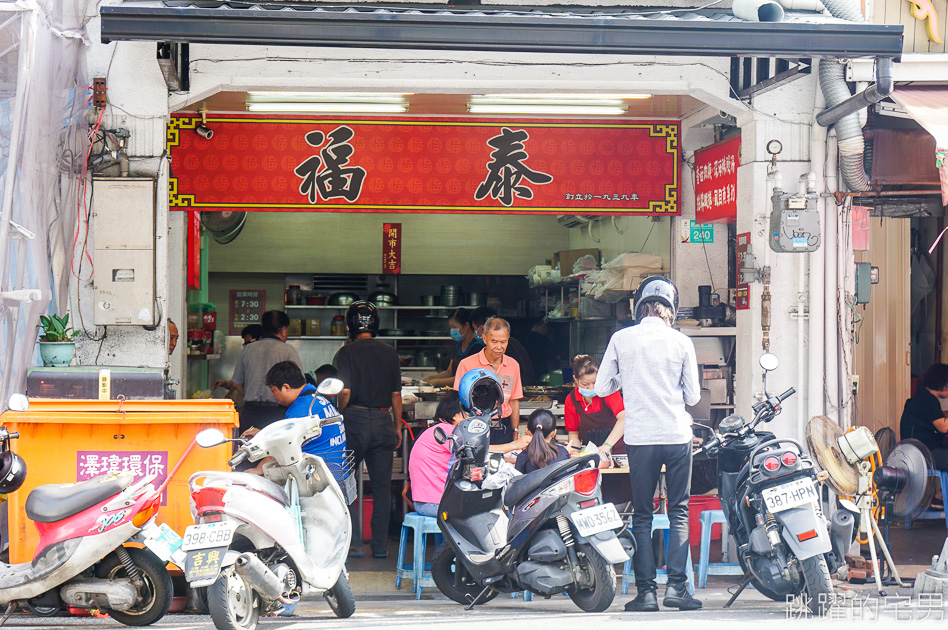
[165,116,681,215]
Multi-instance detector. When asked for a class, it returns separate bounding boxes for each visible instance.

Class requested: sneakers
[624,590,659,612]
[663,584,703,611]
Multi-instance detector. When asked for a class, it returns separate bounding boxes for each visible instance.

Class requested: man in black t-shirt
[900,363,948,471]
[336,301,402,558]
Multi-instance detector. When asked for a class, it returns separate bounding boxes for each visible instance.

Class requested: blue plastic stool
[509,590,534,601]
[621,513,696,595]
[395,512,443,599]
[906,470,948,530]
[697,509,742,588]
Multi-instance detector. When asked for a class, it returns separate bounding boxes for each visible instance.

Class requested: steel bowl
[369,291,398,306]
[328,292,360,306]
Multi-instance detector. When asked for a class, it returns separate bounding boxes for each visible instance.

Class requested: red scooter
[0,394,187,626]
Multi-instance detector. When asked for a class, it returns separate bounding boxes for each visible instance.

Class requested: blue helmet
[458,369,503,416]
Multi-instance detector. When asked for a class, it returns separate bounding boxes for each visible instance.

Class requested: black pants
[489,415,513,445]
[238,402,285,435]
[345,407,398,555]
[627,442,692,593]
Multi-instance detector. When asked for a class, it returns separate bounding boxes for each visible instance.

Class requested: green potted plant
[37,314,77,367]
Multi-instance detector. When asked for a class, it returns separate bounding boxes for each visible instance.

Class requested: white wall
[207,212,568,275]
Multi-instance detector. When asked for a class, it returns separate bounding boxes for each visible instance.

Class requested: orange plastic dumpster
[0,398,238,564]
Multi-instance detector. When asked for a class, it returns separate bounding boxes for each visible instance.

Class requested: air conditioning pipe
[732,0,785,21]
[816,57,894,128]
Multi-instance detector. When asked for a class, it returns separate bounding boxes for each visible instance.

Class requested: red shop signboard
[166,115,680,216]
[694,134,740,224]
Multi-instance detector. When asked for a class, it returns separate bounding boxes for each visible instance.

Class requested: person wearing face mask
[423,308,483,387]
[566,354,626,459]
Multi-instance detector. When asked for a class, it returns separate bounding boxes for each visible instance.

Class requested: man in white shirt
[596,277,701,612]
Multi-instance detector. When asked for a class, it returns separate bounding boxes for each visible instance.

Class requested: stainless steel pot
[415,351,438,368]
[369,291,398,306]
[420,295,441,307]
[465,292,488,307]
[441,285,461,307]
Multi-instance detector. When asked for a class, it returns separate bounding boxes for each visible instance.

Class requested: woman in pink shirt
[453,317,523,445]
[408,390,525,517]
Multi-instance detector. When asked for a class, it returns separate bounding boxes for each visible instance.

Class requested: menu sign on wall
[229,290,266,335]
[383,223,402,274]
[167,115,680,216]
[695,134,740,224]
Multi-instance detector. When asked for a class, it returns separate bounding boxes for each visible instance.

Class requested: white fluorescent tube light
[472,93,652,100]
[467,104,628,116]
[471,98,626,108]
[247,92,413,102]
[247,102,408,113]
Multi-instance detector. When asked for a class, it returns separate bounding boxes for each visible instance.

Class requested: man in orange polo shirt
[454,316,523,444]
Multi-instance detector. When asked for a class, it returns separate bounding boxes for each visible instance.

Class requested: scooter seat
[503,454,598,508]
[25,473,133,523]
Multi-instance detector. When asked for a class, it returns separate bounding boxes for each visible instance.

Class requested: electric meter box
[769,191,821,253]
[93,178,156,326]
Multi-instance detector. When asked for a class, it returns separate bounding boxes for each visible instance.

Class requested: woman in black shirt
[515,409,569,474]
[900,363,948,471]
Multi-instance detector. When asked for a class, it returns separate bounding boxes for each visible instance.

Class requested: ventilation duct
[732,0,786,21]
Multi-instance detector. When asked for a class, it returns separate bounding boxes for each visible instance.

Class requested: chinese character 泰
[295,126,367,203]
[475,128,553,207]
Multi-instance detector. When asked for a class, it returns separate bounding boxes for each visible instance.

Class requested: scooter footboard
[774,503,831,560]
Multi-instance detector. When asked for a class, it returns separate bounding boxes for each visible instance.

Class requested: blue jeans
[414,502,438,517]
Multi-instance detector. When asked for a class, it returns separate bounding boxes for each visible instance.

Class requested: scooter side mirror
[759,353,779,372]
[317,378,344,397]
[7,394,28,412]
[196,428,227,448]
[433,426,447,444]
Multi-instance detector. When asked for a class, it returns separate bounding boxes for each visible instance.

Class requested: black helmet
[0,450,26,494]
[459,368,504,416]
[345,301,379,338]
[634,276,679,322]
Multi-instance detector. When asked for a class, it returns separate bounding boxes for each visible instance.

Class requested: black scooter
[431,414,633,612]
[694,353,847,616]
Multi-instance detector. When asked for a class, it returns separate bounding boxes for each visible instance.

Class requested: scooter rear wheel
[95,547,173,626]
[431,542,498,606]
[567,542,616,613]
[207,566,259,630]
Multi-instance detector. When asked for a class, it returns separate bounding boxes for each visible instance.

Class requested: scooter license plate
[569,503,623,537]
[184,546,227,583]
[182,522,237,551]
[761,477,818,513]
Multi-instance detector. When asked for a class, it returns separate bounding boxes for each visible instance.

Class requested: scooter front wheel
[95,547,173,626]
[207,566,260,630]
[324,571,355,618]
[431,542,498,606]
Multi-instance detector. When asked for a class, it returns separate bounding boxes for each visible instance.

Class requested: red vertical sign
[736,232,750,310]
[695,135,740,224]
[187,211,201,290]
[383,223,402,274]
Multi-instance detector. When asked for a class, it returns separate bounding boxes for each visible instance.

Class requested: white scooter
[186,378,354,630]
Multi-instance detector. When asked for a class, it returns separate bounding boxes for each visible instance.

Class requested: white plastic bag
[483,461,522,490]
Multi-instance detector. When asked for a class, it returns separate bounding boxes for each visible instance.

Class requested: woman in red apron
[565,354,626,457]
[567,354,632,503]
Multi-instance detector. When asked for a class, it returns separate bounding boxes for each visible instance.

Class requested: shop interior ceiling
[176,91,705,119]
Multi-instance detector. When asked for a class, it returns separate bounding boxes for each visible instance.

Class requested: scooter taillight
[573,468,600,496]
[193,486,227,512]
[132,494,161,528]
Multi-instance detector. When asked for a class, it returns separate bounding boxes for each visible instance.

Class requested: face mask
[578,387,597,398]
[450,328,463,342]
[474,329,484,343]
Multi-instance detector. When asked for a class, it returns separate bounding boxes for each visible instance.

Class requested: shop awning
[892,86,948,204]
[100,1,903,59]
